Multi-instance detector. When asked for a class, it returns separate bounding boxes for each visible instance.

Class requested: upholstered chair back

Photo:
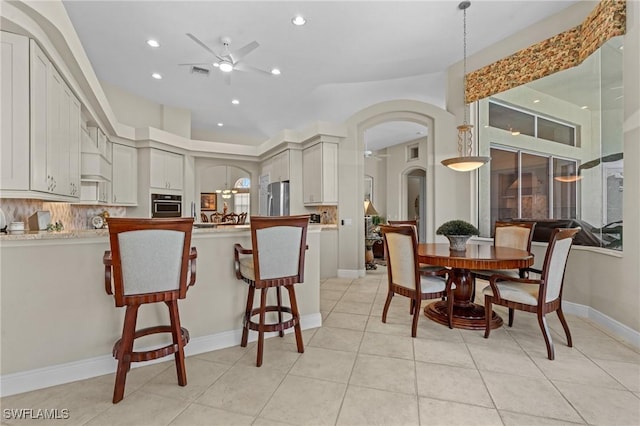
[494,222,535,251]
[106,218,194,306]
[256,226,303,280]
[249,215,309,287]
[382,226,419,292]
[542,230,576,303]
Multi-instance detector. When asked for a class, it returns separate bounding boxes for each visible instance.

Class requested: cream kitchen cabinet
[29,39,81,199]
[303,142,338,205]
[261,150,290,183]
[149,148,183,191]
[0,32,30,191]
[111,143,137,205]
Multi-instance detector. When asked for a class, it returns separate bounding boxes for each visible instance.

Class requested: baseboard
[0,312,322,398]
[563,302,640,348]
[337,269,365,279]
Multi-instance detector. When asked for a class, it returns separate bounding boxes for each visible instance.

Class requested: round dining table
[417,243,534,330]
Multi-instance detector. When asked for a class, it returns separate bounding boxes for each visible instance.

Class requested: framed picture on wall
[201,193,217,210]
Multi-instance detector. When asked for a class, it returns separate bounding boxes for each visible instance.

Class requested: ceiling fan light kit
[442,1,490,172]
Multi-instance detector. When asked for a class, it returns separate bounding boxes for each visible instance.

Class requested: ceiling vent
[190,66,210,76]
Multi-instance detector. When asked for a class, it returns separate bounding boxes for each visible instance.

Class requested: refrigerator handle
[267,194,273,216]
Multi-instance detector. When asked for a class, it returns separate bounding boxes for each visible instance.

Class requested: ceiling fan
[364,146,389,161]
[181,34,270,84]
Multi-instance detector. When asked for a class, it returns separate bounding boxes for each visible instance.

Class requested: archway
[339,100,458,277]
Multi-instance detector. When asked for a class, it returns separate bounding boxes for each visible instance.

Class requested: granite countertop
[0,223,336,241]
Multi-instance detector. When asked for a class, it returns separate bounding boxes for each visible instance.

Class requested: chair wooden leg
[113,304,139,403]
[166,300,187,386]
[483,295,492,338]
[382,292,393,324]
[287,285,304,354]
[409,299,415,315]
[446,291,453,329]
[508,308,515,327]
[411,297,419,337]
[241,284,255,348]
[537,312,555,360]
[276,286,284,338]
[256,288,268,367]
[556,307,573,347]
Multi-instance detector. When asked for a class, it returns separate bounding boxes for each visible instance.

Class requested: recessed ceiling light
[271,68,281,75]
[533,99,540,103]
[619,45,624,50]
[146,39,160,48]
[231,99,240,105]
[416,131,424,135]
[291,15,306,26]
[581,105,588,109]
[217,122,224,127]
[151,73,162,80]
[511,130,520,136]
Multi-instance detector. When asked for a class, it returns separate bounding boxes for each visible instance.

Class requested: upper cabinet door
[0,32,30,191]
[150,148,183,190]
[29,40,50,193]
[112,144,137,205]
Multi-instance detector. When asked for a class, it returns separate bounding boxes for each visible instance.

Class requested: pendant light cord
[462,1,469,126]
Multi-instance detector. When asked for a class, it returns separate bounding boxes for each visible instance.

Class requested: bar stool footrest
[113,325,190,362]
[246,306,298,333]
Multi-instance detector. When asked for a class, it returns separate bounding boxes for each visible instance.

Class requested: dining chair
[388,220,447,277]
[103,218,197,403]
[233,215,310,366]
[471,221,536,300]
[210,212,223,223]
[237,212,248,224]
[483,227,580,360]
[200,212,209,222]
[380,225,454,336]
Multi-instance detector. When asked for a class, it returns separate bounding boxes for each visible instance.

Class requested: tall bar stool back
[234,215,309,366]
[104,217,197,403]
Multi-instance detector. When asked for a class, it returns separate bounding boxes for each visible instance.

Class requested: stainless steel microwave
[151,194,182,218]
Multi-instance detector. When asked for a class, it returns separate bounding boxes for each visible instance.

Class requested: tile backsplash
[315,206,337,224]
[0,199,126,231]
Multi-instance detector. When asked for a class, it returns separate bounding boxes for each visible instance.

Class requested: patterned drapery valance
[466,0,626,103]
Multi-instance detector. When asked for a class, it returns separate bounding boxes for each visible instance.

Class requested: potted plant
[436,220,479,251]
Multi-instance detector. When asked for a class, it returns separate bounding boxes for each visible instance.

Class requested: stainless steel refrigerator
[267,181,290,216]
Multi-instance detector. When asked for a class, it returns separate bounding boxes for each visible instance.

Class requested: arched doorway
[339,100,458,277]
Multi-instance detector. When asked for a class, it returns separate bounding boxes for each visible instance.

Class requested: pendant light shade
[441,2,490,172]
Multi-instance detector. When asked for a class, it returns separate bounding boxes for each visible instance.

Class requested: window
[407,143,419,161]
[233,177,250,215]
[490,147,577,226]
[488,101,577,146]
[478,36,623,250]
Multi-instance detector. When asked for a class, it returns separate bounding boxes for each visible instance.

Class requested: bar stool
[103,218,197,403]
[234,215,309,366]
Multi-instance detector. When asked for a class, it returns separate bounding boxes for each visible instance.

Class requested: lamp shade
[364,200,379,216]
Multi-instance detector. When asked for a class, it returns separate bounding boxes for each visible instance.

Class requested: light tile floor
[3,268,640,425]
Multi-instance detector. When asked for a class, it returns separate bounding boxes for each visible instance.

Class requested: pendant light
[441,1,490,172]
[215,166,238,199]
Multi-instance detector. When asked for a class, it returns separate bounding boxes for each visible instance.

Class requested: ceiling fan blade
[178,62,213,66]
[233,62,271,75]
[186,33,223,60]
[229,41,259,62]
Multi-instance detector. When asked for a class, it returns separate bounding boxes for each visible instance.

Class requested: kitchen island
[0,225,322,396]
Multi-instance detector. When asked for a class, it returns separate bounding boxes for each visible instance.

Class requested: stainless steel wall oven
[151,194,182,218]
